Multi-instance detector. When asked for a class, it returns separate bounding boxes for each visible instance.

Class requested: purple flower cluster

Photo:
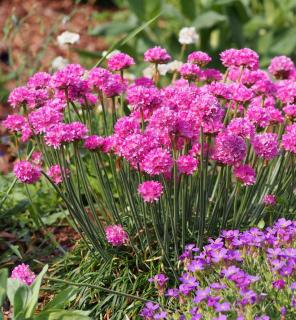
[141,219,296,319]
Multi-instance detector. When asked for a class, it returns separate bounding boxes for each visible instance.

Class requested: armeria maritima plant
[3,46,296,263]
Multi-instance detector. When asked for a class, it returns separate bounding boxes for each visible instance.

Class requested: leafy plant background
[89,0,296,69]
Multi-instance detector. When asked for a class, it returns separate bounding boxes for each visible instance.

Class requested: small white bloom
[158,64,170,76]
[124,72,136,81]
[57,31,80,45]
[142,66,154,79]
[102,50,120,59]
[178,27,199,45]
[166,60,183,73]
[51,56,68,70]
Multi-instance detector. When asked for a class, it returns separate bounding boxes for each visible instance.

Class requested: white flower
[143,65,169,77]
[142,66,154,78]
[102,50,120,59]
[57,31,80,45]
[158,64,170,76]
[166,60,183,72]
[178,27,199,45]
[51,56,68,70]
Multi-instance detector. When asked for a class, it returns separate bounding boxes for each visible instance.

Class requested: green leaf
[94,12,161,67]
[41,211,69,226]
[193,11,227,30]
[257,219,265,229]
[0,269,8,307]
[36,310,91,320]
[271,27,296,55]
[24,264,48,318]
[90,20,136,37]
[14,285,32,319]
[126,0,145,20]
[7,278,23,304]
[43,287,78,310]
[180,0,196,21]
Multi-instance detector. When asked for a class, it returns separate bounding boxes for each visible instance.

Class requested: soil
[0,0,113,173]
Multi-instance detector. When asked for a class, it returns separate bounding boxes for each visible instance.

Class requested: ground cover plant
[140,218,296,319]
[3,42,296,268]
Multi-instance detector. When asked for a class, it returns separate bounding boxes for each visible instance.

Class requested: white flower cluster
[178,27,199,45]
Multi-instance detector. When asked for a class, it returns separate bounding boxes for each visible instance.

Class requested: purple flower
[214,302,231,312]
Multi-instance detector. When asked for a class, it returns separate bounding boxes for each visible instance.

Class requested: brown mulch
[0,0,112,173]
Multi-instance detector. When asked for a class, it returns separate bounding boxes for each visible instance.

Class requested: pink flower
[31,151,43,165]
[138,181,163,202]
[8,86,33,109]
[246,105,271,128]
[234,164,256,186]
[27,72,51,88]
[44,122,88,149]
[126,85,162,112]
[87,67,111,90]
[263,194,276,206]
[282,124,296,154]
[275,80,296,104]
[231,83,253,103]
[141,148,173,176]
[144,46,171,64]
[114,116,140,137]
[177,155,198,175]
[179,63,201,81]
[13,161,41,184]
[51,64,85,90]
[28,106,63,134]
[227,118,255,139]
[283,104,296,119]
[101,74,127,97]
[47,164,68,184]
[84,135,106,150]
[213,132,247,165]
[11,264,36,286]
[268,56,295,79]
[2,114,26,132]
[200,69,222,82]
[105,225,128,246]
[134,77,154,87]
[187,51,211,66]
[220,48,259,70]
[252,133,279,160]
[107,52,135,71]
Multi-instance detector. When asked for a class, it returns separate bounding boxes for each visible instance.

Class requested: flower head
[13,161,41,184]
[177,155,198,175]
[11,264,36,286]
[138,181,163,202]
[188,51,211,66]
[144,46,171,64]
[263,194,276,206]
[252,133,279,160]
[234,164,256,186]
[178,27,199,45]
[57,31,80,45]
[105,225,128,246]
[213,132,247,165]
[268,55,295,79]
[107,52,135,71]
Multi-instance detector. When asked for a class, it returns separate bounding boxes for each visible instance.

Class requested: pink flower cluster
[105,224,128,246]
[13,161,41,184]
[138,181,163,202]
[11,263,36,286]
[4,47,295,211]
